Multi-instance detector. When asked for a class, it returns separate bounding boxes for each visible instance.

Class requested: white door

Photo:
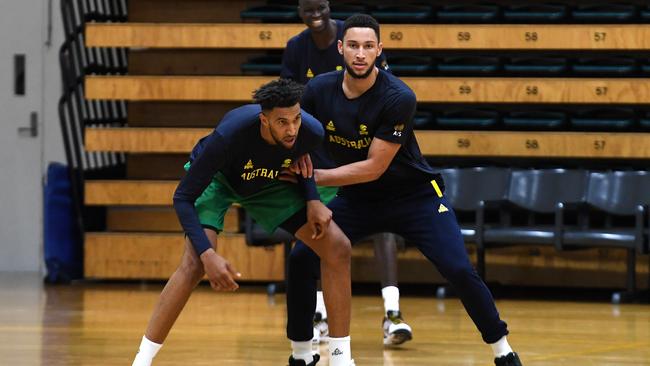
[0,0,46,271]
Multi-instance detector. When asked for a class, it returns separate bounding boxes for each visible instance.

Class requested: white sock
[382,286,400,313]
[328,336,351,366]
[132,336,162,366]
[291,340,314,363]
[316,291,327,319]
[490,335,513,358]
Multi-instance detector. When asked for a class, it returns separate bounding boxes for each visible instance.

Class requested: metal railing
[58,0,128,235]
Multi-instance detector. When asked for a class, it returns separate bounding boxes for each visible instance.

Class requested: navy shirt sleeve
[281,38,299,80]
[173,130,228,255]
[374,90,417,145]
[300,81,318,116]
[295,111,324,201]
[298,111,325,152]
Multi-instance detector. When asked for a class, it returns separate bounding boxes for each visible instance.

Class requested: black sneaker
[494,352,522,366]
[288,353,320,366]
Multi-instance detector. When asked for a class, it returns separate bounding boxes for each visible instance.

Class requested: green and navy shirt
[174,104,324,254]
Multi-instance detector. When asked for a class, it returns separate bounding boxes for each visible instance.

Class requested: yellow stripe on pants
[431,179,443,198]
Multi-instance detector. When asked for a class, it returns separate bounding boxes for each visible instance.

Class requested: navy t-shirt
[301,69,440,199]
[173,104,324,254]
[281,19,389,85]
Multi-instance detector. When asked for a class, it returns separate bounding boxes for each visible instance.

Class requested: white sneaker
[312,326,320,344]
[312,312,329,344]
[382,310,413,346]
[131,354,152,366]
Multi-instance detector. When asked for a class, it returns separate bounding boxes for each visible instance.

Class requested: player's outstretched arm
[283,150,331,238]
[314,137,400,187]
[172,131,241,292]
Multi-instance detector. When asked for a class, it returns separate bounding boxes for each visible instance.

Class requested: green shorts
[185,162,338,234]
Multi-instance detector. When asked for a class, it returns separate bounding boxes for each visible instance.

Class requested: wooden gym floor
[0,273,648,366]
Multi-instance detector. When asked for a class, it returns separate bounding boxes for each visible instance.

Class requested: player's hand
[306,200,331,240]
[290,154,313,178]
[278,169,298,184]
[200,249,241,292]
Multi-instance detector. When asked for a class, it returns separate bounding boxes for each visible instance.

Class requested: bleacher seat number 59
[457,32,471,42]
[524,32,538,42]
[259,31,272,40]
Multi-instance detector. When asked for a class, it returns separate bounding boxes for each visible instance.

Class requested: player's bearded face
[265,104,302,149]
[340,27,382,79]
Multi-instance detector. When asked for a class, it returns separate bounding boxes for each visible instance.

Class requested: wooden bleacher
[86,23,650,50]
[85,127,211,153]
[86,75,650,104]
[82,1,650,284]
[86,180,176,206]
[106,207,239,232]
[86,127,650,159]
[85,226,648,288]
[85,232,285,280]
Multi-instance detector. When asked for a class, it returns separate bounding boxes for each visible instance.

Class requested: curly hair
[252,79,304,111]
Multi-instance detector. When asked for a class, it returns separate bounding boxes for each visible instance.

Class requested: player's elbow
[367,170,383,182]
[172,192,192,212]
[367,161,390,181]
[172,197,183,217]
[172,192,183,207]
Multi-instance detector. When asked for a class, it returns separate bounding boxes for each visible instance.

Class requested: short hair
[343,13,380,41]
[253,79,304,111]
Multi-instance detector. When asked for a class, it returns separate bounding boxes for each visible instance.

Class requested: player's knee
[178,251,205,283]
[442,262,477,286]
[322,235,351,266]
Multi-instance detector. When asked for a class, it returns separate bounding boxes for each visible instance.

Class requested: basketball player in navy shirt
[282,0,409,347]
[130,80,353,366]
[286,15,523,366]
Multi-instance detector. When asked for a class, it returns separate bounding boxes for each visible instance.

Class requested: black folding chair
[435,167,510,297]
[477,169,589,279]
[558,171,650,302]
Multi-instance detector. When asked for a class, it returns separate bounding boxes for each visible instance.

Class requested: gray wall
[0,1,66,272]
[43,0,67,167]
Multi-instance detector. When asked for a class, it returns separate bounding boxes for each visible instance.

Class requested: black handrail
[58,0,128,238]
